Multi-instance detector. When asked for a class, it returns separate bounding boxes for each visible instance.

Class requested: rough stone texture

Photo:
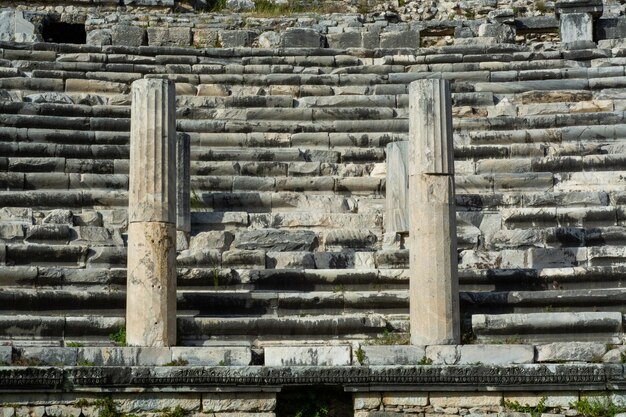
[126,221,177,347]
[18,347,77,366]
[382,392,429,407]
[264,346,351,366]
[190,231,234,251]
[147,27,192,47]
[111,25,146,47]
[560,12,593,44]
[353,393,382,410]
[233,230,317,251]
[358,345,425,365]
[281,28,325,48]
[170,346,251,365]
[429,392,503,408]
[458,345,535,365]
[202,393,276,412]
[220,30,257,47]
[536,342,608,362]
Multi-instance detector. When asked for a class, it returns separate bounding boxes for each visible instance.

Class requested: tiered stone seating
[1,38,625,346]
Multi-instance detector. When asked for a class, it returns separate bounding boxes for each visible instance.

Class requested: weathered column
[408,79,460,345]
[177,133,191,238]
[556,0,603,47]
[127,78,177,347]
[385,141,409,234]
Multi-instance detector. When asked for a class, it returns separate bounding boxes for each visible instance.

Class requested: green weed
[109,327,126,347]
[504,396,547,417]
[571,397,626,417]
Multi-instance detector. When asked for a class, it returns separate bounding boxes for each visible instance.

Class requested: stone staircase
[1,39,626,346]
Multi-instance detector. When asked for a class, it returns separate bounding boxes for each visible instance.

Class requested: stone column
[127,78,177,347]
[408,79,460,345]
[177,133,191,238]
[556,0,603,47]
[385,141,409,234]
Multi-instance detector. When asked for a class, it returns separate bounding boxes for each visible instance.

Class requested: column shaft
[385,141,409,234]
[127,78,177,347]
[408,79,460,345]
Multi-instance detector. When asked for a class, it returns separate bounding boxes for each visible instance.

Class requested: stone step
[0,287,407,315]
[0,101,129,118]
[0,312,392,342]
[0,127,130,145]
[0,172,128,190]
[462,288,626,314]
[458,111,626,132]
[456,190,613,210]
[459,266,626,291]
[178,313,390,342]
[472,311,623,343]
[0,190,127,209]
[467,124,626,145]
[0,114,129,131]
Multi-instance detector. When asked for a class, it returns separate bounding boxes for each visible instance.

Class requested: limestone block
[0,224,24,241]
[429,392,502,408]
[536,342,607,362]
[281,28,324,48]
[258,31,280,48]
[77,347,140,366]
[220,30,257,47]
[171,346,251,365]
[264,345,351,366]
[202,393,276,412]
[18,347,77,366]
[0,408,14,417]
[326,32,362,49]
[504,392,579,408]
[111,25,147,47]
[382,392,428,407]
[380,30,420,48]
[478,23,515,43]
[222,250,265,268]
[314,252,354,269]
[233,230,317,252]
[148,27,192,47]
[266,251,315,269]
[458,345,534,365]
[113,393,201,413]
[44,406,81,417]
[426,345,459,365]
[137,347,172,365]
[359,345,425,365]
[24,225,70,244]
[190,231,234,251]
[193,29,218,47]
[560,12,593,44]
[87,30,112,46]
[126,222,177,347]
[42,209,73,225]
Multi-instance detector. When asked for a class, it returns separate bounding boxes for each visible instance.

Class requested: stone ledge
[0,364,622,391]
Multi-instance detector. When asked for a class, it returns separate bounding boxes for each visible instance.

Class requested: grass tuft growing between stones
[571,397,626,417]
[109,327,126,347]
[504,396,548,417]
